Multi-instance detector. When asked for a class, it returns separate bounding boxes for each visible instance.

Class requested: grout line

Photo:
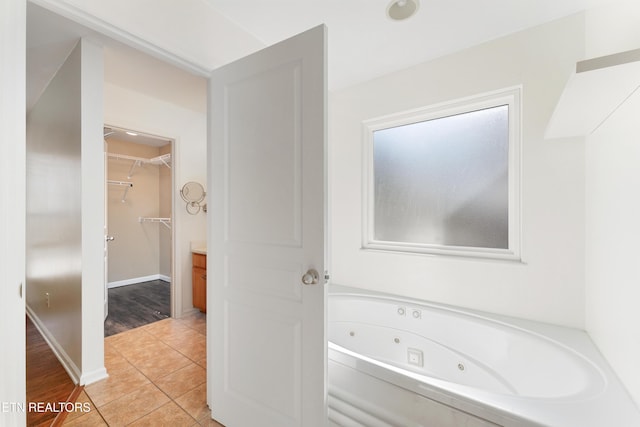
[51,385,84,426]
[86,392,109,426]
[81,315,209,426]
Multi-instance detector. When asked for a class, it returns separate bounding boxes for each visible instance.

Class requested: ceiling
[103,126,171,147]
[27,0,605,114]
[205,0,606,89]
[26,3,207,115]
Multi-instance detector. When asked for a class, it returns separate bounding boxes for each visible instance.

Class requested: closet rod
[107,180,133,187]
[107,180,133,202]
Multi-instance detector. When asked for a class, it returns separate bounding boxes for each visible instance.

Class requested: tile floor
[63,312,224,426]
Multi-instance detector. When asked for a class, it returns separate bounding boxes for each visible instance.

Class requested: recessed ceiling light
[126,131,138,136]
[387,0,420,21]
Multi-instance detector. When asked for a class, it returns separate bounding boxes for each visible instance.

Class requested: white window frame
[362,87,522,260]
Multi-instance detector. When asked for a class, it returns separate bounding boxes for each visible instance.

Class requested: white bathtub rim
[331,285,600,359]
[328,285,640,427]
[330,289,609,397]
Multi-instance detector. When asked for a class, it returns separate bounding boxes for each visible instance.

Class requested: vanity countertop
[192,247,207,255]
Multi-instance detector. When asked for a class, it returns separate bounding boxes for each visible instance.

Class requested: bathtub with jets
[328,285,640,427]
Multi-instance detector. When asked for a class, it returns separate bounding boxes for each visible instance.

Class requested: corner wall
[27,40,83,377]
[79,37,107,384]
[330,14,587,327]
[26,38,106,384]
[585,0,640,407]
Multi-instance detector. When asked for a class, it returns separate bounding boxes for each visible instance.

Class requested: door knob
[301,269,319,285]
[106,235,115,242]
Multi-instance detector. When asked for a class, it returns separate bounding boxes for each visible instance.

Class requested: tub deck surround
[328,285,640,427]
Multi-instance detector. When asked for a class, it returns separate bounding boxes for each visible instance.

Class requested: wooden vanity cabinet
[192,252,207,313]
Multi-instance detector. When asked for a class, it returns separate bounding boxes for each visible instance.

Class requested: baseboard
[180,307,200,318]
[79,367,108,386]
[108,274,171,288]
[25,306,81,385]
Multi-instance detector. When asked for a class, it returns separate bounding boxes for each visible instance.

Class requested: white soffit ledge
[545,48,640,139]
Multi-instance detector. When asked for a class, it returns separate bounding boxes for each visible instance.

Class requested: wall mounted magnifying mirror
[180,181,207,214]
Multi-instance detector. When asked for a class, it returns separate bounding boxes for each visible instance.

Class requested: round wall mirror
[180,181,206,214]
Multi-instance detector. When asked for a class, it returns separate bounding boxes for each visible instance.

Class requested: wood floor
[26,316,81,427]
[104,280,171,337]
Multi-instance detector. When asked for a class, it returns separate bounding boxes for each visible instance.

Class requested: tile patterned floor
[63,312,224,426]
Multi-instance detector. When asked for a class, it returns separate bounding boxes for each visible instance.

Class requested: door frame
[6,0,204,411]
[1,0,26,424]
[103,124,178,319]
[21,1,201,395]
[22,0,329,418]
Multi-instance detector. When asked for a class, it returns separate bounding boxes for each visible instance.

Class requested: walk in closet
[104,127,173,335]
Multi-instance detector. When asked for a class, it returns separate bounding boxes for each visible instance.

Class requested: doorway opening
[104,125,174,336]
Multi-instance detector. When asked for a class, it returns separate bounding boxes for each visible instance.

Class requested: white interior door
[208,25,327,426]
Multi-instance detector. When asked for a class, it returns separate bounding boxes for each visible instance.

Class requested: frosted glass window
[364,89,520,259]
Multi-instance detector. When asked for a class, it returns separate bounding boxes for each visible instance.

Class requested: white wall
[585,0,640,407]
[0,0,26,423]
[26,38,106,385]
[79,38,108,384]
[330,14,587,327]
[104,82,207,317]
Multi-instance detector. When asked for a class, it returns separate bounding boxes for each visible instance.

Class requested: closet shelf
[107,152,172,178]
[139,217,171,230]
[107,180,133,202]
